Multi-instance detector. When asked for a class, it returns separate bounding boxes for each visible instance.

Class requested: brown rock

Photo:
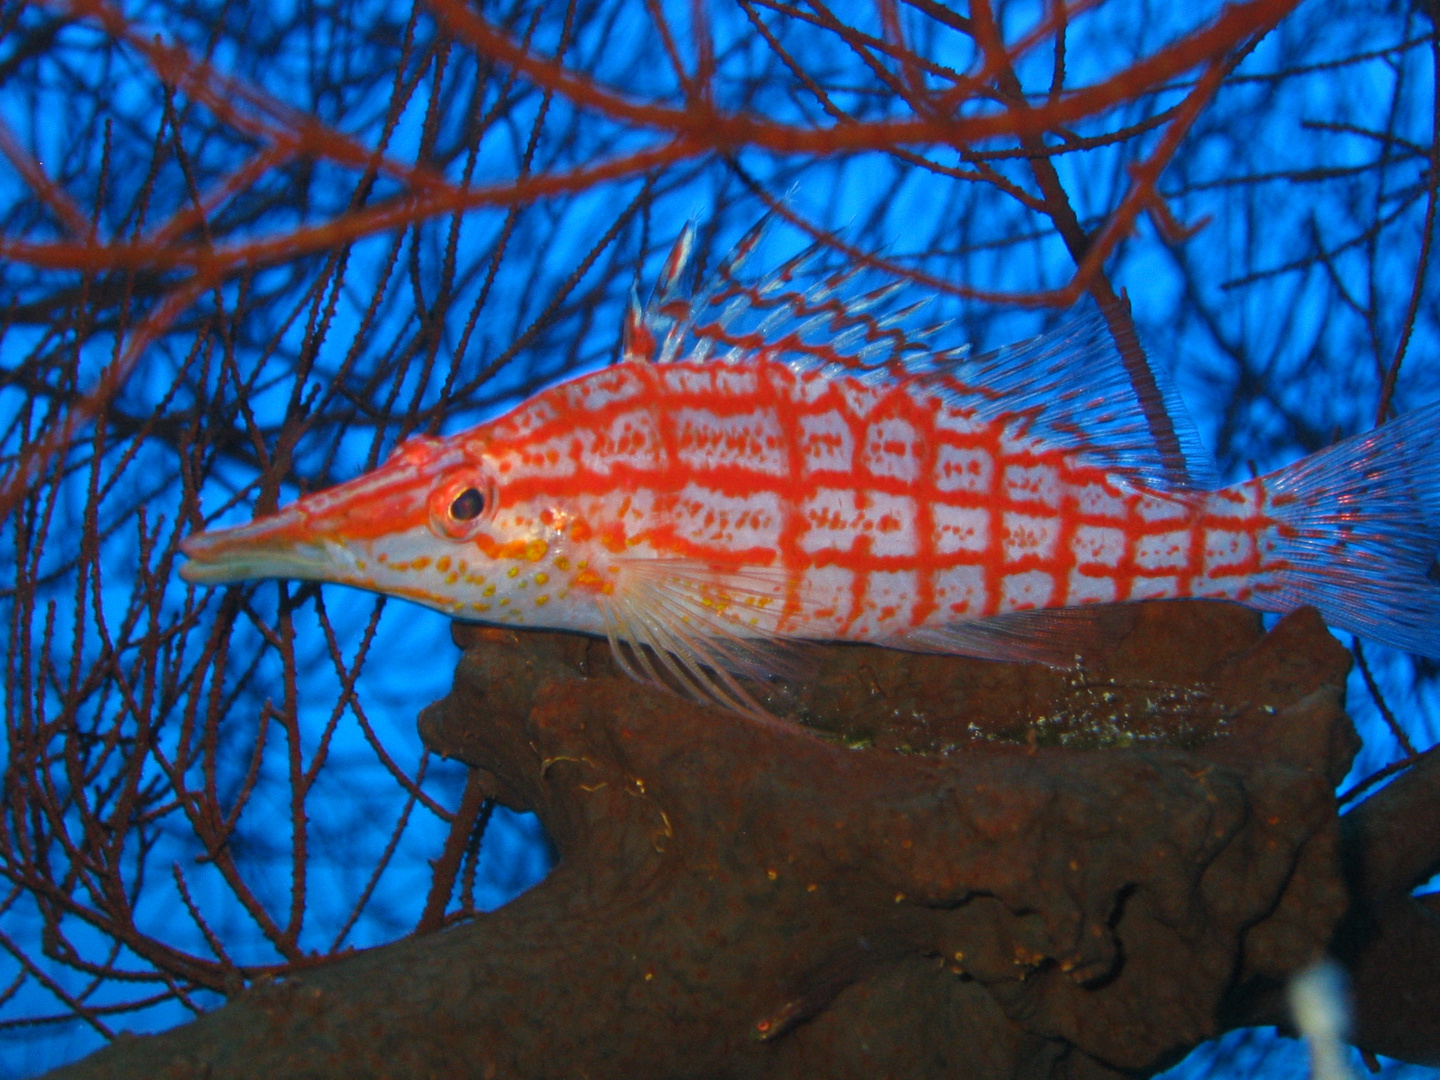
[47,601,1440,1079]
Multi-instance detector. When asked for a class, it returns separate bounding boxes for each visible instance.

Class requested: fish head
[179,433,576,622]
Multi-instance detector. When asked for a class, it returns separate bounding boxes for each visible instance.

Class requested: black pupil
[450,488,484,521]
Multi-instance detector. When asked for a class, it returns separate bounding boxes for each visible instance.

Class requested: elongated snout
[178,446,452,587]
[179,503,343,585]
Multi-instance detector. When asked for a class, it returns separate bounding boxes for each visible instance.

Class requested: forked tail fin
[1259,401,1440,656]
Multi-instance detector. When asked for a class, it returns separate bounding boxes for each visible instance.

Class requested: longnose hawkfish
[181,222,1440,721]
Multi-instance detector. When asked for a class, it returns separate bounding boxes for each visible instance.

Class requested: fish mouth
[178,507,350,586]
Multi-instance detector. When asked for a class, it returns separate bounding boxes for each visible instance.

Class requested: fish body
[181,224,1440,717]
[322,357,1274,636]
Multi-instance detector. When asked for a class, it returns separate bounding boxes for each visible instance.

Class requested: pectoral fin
[595,557,817,725]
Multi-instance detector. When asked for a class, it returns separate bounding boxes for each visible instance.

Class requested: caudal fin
[1260,401,1440,657]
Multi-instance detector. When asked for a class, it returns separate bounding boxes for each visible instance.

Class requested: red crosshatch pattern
[479,357,1282,643]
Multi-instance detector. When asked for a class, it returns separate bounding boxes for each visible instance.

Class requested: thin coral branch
[1375,19,1439,423]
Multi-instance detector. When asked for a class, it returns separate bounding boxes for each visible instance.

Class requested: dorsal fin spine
[658,222,696,297]
[621,285,655,364]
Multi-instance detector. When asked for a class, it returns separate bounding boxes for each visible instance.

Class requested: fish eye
[450,488,485,521]
[428,477,492,540]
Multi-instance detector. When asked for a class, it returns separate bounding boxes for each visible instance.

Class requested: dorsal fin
[626,220,1218,491]
[931,310,1220,491]
[625,217,966,377]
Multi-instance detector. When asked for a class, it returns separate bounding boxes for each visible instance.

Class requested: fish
[180,221,1440,720]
